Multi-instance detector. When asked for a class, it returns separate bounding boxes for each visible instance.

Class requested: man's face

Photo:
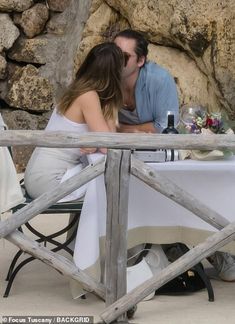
[114,36,145,79]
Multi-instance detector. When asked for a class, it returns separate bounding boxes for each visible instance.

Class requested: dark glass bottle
[162,114,179,134]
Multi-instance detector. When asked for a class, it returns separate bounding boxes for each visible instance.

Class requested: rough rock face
[169,0,235,117]
[0,55,7,79]
[74,35,104,73]
[0,14,20,52]
[105,0,235,117]
[0,0,92,170]
[8,37,49,64]
[6,64,53,111]
[0,109,51,172]
[0,108,50,130]
[41,0,93,97]
[148,44,220,112]
[19,3,49,38]
[0,2,92,109]
[0,0,33,12]
[47,0,71,12]
[46,12,68,35]
[74,2,129,72]
[83,2,118,37]
[73,0,129,72]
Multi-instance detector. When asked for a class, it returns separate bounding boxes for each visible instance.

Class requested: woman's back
[24,109,88,199]
[24,42,124,201]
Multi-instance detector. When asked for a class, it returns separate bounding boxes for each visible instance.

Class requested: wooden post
[100,220,235,323]
[0,157,105,238]
[131,156,230,230]
[104,149,131,322]
[6,230,105,299]
[2,130,235,322]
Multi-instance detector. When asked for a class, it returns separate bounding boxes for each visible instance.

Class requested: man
[114,29,235,281]
[114,29,179,133]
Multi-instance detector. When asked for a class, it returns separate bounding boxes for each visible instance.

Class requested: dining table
[73,153,235,284]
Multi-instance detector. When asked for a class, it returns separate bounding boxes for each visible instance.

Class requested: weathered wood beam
[6,230,106,299]
[131,156,229,230]
[105,150,131,321]
[100,220,235,323]
[0,158,105,238]
[1,130,235,150]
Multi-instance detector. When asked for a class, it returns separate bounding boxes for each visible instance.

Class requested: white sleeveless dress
[24,109,89,201]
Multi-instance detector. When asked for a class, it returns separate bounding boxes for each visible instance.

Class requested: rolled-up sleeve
[136,62,179,132]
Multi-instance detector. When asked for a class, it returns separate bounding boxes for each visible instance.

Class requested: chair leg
[24,213,79,254]
[3,256,35,297]
[5,232,51,283]
[5,250,24,281]
[4,239,72,298]
[4,213,80,297]
[5,226,24,281]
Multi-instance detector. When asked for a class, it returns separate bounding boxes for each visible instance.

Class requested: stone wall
[77,0,235,116]
[0,0,92,170]
[0,0,235,170]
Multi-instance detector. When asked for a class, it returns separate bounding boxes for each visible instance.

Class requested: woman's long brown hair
[57,42,124,122]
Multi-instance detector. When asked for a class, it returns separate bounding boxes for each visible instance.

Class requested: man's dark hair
[114,29,149,60]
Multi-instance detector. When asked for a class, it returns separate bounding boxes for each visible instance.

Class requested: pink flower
[206,118,213,127]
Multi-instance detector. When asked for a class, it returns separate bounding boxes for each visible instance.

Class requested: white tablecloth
[0,114,25,214]
[73,154,235,275]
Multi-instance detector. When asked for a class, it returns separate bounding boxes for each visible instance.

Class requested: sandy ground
[1,213,235,324]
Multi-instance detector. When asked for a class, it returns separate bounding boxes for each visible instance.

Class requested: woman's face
[114,36,145,79]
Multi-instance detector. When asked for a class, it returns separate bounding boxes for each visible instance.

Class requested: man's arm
[117,122,159,133]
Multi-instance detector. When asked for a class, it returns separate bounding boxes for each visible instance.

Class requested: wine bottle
[162,114,179,161]
[162,114,178,134]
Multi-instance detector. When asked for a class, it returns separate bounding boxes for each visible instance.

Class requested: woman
[24,42,125,201]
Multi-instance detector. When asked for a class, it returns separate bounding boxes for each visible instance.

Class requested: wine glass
[180,105,206,133]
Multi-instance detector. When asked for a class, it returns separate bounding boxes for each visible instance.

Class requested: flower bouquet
[178,106,234,160]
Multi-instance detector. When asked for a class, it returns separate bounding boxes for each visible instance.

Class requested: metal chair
[4,179,83,297]
[1,117,84,297]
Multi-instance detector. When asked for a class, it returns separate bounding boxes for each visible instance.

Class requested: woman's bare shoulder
[75,90,99,104]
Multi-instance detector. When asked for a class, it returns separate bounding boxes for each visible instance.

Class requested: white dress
[24,109,89,201]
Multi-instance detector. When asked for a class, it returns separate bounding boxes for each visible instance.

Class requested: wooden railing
[1,130,235,323]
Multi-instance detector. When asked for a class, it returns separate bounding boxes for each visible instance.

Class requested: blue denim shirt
[120,61,179,131]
